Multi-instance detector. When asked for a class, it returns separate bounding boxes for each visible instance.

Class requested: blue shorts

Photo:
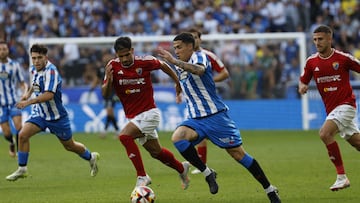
[180,110,242,148]
[27,115,72,141]
[0,105,22,124]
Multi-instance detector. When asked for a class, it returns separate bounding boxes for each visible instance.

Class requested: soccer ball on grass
[130,186,156,203]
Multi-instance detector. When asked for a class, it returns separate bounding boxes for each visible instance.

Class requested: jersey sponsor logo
[316,75,341,83]
[314,67,319,71]
[218,136,236,145]
[323,87,338,92]
[33,83,41,93]
[332,62,339,70]
[118,78,145,85]
[136,68,142,75]
[0,71,9,79]
[125,88,140,94]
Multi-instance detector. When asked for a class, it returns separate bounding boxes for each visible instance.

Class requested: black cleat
[205,169,218,194]
[267,187,281,203]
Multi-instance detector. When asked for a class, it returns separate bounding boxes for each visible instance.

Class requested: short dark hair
[174,32,195,47]
[30,44,48,55]
[0,40,8,46]
[313,25,333,36]
[114,36,132,52]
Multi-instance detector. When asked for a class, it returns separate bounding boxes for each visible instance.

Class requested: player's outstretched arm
[157,47,205,75]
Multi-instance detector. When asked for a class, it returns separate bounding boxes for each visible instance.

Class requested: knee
[319,129,333,143]
[18,134,28,142]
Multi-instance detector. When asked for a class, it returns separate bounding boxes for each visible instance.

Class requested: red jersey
[106,55,161,118]
[300,49,360,114]
[201,48,225,73]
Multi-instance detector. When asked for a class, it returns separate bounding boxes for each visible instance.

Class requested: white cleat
[6,168,28,181]
[179,161,190,189]
[330,174,350,191]
[191,168,201,175]
[136,174,152,187]
[90,152,100,177]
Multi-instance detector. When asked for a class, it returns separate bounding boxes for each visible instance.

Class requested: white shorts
[130,108,160,145]
[326,104,360,140]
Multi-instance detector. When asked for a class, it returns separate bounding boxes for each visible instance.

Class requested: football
[130,186,156,203]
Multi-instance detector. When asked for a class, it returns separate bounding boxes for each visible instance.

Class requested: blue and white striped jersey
[0,58,25,106]
[30,61,67,120]
[175,51,228,118]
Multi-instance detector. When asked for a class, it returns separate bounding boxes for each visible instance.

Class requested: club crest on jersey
[332,62,339,70]
[136,68,142,75]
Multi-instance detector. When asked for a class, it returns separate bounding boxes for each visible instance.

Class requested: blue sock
[79,149,91,161]
[18,151,29,166]
[174,140,191,153]
[239,153,254,168]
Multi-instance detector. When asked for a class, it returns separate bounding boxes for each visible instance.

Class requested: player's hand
[157,47,175,64]
[298,82,308,94]
[16,100,29,109]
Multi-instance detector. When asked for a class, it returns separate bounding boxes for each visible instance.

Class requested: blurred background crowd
[1,0,360,99]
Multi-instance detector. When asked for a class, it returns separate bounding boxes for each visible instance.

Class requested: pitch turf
[0,130,359,203]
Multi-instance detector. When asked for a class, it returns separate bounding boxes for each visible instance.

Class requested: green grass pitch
[0,130,359,203]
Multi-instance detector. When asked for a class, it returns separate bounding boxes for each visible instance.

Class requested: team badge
[332,62,339,70]
[136,68,142,75]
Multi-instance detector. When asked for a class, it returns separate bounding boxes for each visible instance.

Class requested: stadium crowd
[1,0,360,99]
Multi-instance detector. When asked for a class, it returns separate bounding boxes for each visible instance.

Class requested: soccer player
[158,33,281,203]
[299,25,360,191]
[187,28,230,174]
[0,41,28,157]
[88,63,119,138]
[101,36,190,189]
[5,44,100,181]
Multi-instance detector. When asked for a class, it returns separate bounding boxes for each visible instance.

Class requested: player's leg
[321,105,354,191]
[172,125,217,193]
[12,114,23,153]
[347,133,360,151]
[118,121,148,185]
[6,121,40,181]
[143,138,190,189]
[226,146,281,202]
[0,121,16,157]
[192,139,207,174]
[52,116,99,177]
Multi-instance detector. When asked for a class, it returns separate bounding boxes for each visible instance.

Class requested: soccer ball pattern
[130,186,156,203]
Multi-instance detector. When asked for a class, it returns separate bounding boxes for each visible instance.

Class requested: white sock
[202,167,211,177]
[265,185,276,193]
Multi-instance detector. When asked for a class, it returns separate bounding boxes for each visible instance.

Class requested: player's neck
[0,58,8,63]
[319,48,334,58]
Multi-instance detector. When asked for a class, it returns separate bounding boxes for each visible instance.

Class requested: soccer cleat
[9,143,16,157]
[205,169,218,194]
[90,152,100,177]
[267,186,281,203]
[191,168,201,175]
[179,161,190,189]
[136,174,152,187]
[6,168,28,181]
[330,174,350,191]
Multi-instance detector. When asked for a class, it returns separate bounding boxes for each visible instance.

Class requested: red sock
[157,148,184,173]
[197,146,207,164]
[119,135,146,176]
[326,141,345,174]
